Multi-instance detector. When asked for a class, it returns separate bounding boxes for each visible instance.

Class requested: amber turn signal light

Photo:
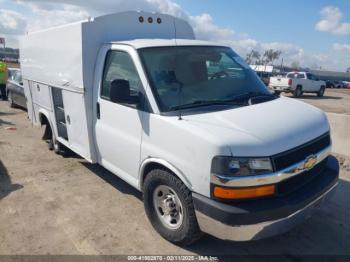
[213,185,275,200]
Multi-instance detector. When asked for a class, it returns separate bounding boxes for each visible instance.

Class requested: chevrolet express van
[20,11,339,245]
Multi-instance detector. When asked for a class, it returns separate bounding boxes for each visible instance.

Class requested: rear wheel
[143,169,202,245]
[51,137,62,154]
[317,86,325,97]
[293,86,302,98]
[43,123,63,154]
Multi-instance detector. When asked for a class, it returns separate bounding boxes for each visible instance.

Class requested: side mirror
[20,82,23,86]
[110,79,139,106]
[110,79,130,104]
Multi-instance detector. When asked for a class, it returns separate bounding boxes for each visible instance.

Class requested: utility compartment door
[94,48,146,188]
[61,89,92,160]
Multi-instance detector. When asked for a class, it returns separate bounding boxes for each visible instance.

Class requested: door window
[13,72,22,85]
[287,73,304,79]
[307,73,315,80]
[101,51,143,108]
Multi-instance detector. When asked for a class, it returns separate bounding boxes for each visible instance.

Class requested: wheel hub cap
[153,185,183,230]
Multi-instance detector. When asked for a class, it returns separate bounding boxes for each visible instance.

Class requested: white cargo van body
[21,11,194,162]
[20,11,338,245]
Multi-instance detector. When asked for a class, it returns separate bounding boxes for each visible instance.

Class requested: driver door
[95,49,145,187]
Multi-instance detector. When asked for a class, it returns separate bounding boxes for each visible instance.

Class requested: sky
[0,0,349,71]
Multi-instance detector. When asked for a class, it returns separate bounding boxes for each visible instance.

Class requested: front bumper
[193,156,339,241]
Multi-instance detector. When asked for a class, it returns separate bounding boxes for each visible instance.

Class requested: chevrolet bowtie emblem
[304,155,317,170]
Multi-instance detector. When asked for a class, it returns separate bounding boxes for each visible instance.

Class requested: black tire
[43,123,62,154]
[317,86,325,97]
[293,86,302,98]
[143,169,202,245]
[274,90,281,96]
[7,91,15,108]
[52,136,63,154]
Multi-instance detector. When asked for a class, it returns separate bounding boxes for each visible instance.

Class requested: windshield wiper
[169,99,244,111]
[230,91,275,103]
[169,92,276,111]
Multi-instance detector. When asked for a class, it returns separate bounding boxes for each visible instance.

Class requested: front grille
[272,132,330,172]
[276,157,328,196]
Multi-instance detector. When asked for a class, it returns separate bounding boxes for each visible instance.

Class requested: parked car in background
[342,81,350,89]
[7,68,20,80]
[325,80,335,89]
[333,80,345,88]
[269,72,326,97]
[6,70,27,109]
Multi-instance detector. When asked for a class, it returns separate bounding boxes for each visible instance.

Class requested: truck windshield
[139,46,271,112]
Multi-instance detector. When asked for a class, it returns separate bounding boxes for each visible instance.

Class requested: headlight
[211,156,273,176]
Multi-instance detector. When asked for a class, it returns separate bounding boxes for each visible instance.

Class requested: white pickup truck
[269,72,326,97]
[20,11,338,245]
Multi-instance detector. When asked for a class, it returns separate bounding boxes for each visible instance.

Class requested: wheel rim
[153,185,184,230]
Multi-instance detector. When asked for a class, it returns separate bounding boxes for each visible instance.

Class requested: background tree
[245,50,261,65]
[290,61,300,70]
[245,49,282,70]
[262,49,282,66]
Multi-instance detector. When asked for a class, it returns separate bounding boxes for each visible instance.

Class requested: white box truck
[20,11,339,245]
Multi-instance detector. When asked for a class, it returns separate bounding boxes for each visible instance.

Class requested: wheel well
[39,113,53,140]
[296,85,302,89]
[39,113,49,126]
[141,162,180,190]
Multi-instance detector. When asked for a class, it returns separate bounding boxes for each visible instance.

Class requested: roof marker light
[139,16,144,23]
[148,17,153,23]
[157,17,162,24]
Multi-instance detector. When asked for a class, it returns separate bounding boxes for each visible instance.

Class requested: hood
[182,96,329,156]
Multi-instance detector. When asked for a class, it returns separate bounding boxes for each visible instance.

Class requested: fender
[139,158,193,191]
[38,109,56,137]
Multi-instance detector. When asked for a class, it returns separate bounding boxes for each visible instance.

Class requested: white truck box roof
[20,11,195,92]
[114,39,226,49]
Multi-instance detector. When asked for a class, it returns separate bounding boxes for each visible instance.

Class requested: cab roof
[110,39,228,49]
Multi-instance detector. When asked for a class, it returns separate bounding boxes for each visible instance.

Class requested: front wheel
[317,86,325,97]
[143,169,202,245]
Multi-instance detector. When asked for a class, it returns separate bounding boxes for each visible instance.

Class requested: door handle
[96,102,100,119]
